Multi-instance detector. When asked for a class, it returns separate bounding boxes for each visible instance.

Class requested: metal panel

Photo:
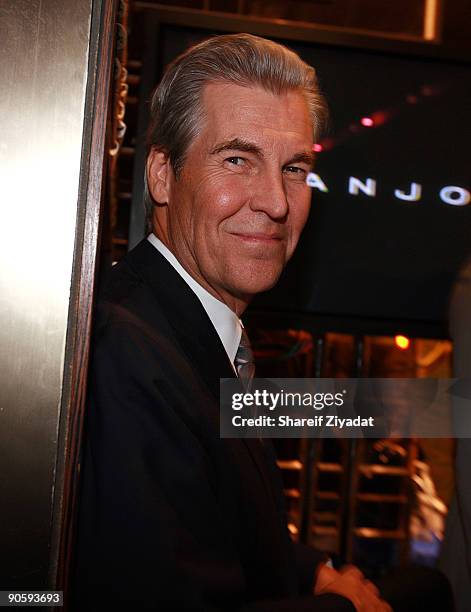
[0,0,105,589]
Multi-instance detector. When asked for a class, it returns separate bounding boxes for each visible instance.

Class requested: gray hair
[144,33,328,231]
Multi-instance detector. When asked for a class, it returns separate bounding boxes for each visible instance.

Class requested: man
[72,34,398,610]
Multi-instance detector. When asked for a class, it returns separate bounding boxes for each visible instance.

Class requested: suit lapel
[126,240,277,504]
[126,240,235,395]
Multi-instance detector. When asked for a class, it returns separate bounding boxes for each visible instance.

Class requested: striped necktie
[234,326,255,391]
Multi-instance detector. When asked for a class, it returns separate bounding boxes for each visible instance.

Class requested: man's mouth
[229,232,283,243]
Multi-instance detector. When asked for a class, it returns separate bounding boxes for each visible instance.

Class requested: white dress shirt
[147,233,242,367]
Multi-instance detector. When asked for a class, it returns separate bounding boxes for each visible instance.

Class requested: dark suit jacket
[72,240,353,611]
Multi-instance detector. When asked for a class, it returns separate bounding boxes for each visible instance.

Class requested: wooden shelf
[313,525,338,536]
[277,459,302,470]
[317,462,343,473]
[357,493,407,503]
[313,511,338,522]
[127,74,141,86]
[127,59,142,70]
[359,464,408,476]
[354,528,407,539]
[316,491,341,500]
[120,146,135,157]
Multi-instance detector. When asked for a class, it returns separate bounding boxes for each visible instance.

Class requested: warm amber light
[395,335,410,350]
[424,0,441,41]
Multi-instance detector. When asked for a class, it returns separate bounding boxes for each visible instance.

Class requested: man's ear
[146,147,172,204]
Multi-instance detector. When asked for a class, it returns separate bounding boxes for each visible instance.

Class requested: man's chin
[230,271,283,299]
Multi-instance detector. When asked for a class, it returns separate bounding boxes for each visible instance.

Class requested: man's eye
[225,156,245,166]
[284,166,306,175]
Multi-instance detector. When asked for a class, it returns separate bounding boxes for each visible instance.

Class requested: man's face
[152,81,314,312]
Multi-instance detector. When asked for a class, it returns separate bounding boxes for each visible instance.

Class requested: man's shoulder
[91,239,232,384]
[90,241,219,397]
[99,239,150,295]
[90,243,184,376]
[95,240,168,331]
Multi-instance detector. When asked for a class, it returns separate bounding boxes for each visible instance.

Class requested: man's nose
[250,171,289,220]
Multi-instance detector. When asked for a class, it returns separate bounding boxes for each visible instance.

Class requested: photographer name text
[232,414,375,429]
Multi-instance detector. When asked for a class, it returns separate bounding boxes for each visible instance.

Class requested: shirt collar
[147,234,242,364]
